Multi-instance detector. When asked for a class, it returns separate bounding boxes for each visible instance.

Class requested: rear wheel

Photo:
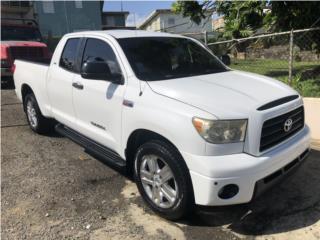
[24,93,54,134]
[134,140,194,220]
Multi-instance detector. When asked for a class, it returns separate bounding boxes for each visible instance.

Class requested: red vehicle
[1,18,50,85]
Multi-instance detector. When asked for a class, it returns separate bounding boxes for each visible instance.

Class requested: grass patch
[230,58,320,97]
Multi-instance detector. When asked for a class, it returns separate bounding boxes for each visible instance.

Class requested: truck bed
[13,59,52,117]
[15,58,51,66]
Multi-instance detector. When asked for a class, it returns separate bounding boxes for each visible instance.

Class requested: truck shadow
[183,149,320,236]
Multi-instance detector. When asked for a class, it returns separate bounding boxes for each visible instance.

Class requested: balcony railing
[1,1,33,14]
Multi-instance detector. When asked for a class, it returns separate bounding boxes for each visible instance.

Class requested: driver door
[72,37,126,152]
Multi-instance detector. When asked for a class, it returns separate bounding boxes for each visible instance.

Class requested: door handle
[72,82,84,90]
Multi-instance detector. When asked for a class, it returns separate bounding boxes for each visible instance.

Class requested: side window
[81,38,122,76]
[60,38,80,72]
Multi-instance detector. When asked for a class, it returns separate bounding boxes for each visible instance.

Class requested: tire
[134,140,194,220]
[24,93,54,134]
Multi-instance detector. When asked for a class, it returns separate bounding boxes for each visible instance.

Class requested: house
[138,9,212,34]
[1,1,35,19]
[212,16,225,31]
[33,1,102,39]
[1,1,103,51]
[101,11,134,30]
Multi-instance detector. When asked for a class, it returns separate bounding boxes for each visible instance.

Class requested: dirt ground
[1,87,320,240]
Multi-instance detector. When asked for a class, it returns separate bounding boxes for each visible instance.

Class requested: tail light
[11,63,16,73]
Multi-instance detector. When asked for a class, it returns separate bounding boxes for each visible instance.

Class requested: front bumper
[181,126,311,206]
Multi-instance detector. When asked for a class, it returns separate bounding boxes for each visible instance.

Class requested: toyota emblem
[284,118,293,132]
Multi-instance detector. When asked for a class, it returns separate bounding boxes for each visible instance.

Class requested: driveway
[1,88,320,240]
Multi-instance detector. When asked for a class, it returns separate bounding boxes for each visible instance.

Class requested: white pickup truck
[14,30,310,220]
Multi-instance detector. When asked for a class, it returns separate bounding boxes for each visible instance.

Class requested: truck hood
[1,41,47,47]
[147,70,298,118]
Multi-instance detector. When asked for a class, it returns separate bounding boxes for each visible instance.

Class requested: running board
[55,124,126,169]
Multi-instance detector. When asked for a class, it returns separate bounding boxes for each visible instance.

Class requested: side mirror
[81,61,123,84]
[220,54,231,66]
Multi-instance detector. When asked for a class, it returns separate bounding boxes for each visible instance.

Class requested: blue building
[34,1,102,49]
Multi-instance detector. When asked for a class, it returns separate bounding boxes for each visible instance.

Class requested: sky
[103,1,175,27]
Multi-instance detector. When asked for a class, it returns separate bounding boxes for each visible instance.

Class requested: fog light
[218,184,239,199]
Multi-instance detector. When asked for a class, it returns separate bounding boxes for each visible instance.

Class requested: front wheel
[134,140,194,220]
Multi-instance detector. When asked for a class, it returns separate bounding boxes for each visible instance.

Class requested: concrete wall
[145,15,160,31]
[304,98,320,142]
[246,45,320,62]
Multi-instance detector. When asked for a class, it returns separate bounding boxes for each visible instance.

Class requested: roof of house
[102,11,130,16]
[138,9,173,29]
[138,9,213,30]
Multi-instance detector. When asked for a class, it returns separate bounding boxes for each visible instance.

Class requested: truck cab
[1,18,50,84]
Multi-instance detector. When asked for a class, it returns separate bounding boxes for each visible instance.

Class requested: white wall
[145,15,161,31]
[142,12,212,34]
[160,12,212,34]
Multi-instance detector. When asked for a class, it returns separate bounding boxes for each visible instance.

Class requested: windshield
[118,37,228,81]
[1,26,42,41]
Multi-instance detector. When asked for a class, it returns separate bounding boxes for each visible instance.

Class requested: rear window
[1,26,42,41]
[59,38,80,72]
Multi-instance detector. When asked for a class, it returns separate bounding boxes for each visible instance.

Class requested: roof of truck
[66,30,184,39]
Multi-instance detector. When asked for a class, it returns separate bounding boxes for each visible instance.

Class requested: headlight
[192,117,247,144]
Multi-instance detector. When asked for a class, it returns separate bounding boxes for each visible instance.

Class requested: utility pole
[63,1,70,33]
[204,31,208,46]
[288,29,294,86]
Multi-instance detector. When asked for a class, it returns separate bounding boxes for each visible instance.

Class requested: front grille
[260,106,304,152]
[10,47,44,61]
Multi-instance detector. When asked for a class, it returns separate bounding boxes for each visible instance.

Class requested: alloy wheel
[26,101,38,128]
[140,154,178,208]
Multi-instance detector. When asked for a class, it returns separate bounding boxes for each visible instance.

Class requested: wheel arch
[21,84,34,111]
[125,128,188,176]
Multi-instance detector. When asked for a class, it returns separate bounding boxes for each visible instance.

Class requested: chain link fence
[181,28,320,97]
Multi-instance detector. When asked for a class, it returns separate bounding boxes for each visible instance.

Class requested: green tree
[172,1,266,39]
[172,0,320,34]
[264,1,320,31]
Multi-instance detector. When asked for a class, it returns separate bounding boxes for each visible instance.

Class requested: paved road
[1,88,320,240]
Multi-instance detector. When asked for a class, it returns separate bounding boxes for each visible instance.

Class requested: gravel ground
[1,87,320,240]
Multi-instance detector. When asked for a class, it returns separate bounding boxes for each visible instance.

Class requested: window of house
[42,1,55,13]
[60,38,80,72]
[81,38,122,76]
[168,18,175,25]
[114,16,125,26]
[75,0,82,9]
[106,16,115,26]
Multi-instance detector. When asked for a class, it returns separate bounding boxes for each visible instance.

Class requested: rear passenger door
[72,37,126,152]
[47,38,81,127]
